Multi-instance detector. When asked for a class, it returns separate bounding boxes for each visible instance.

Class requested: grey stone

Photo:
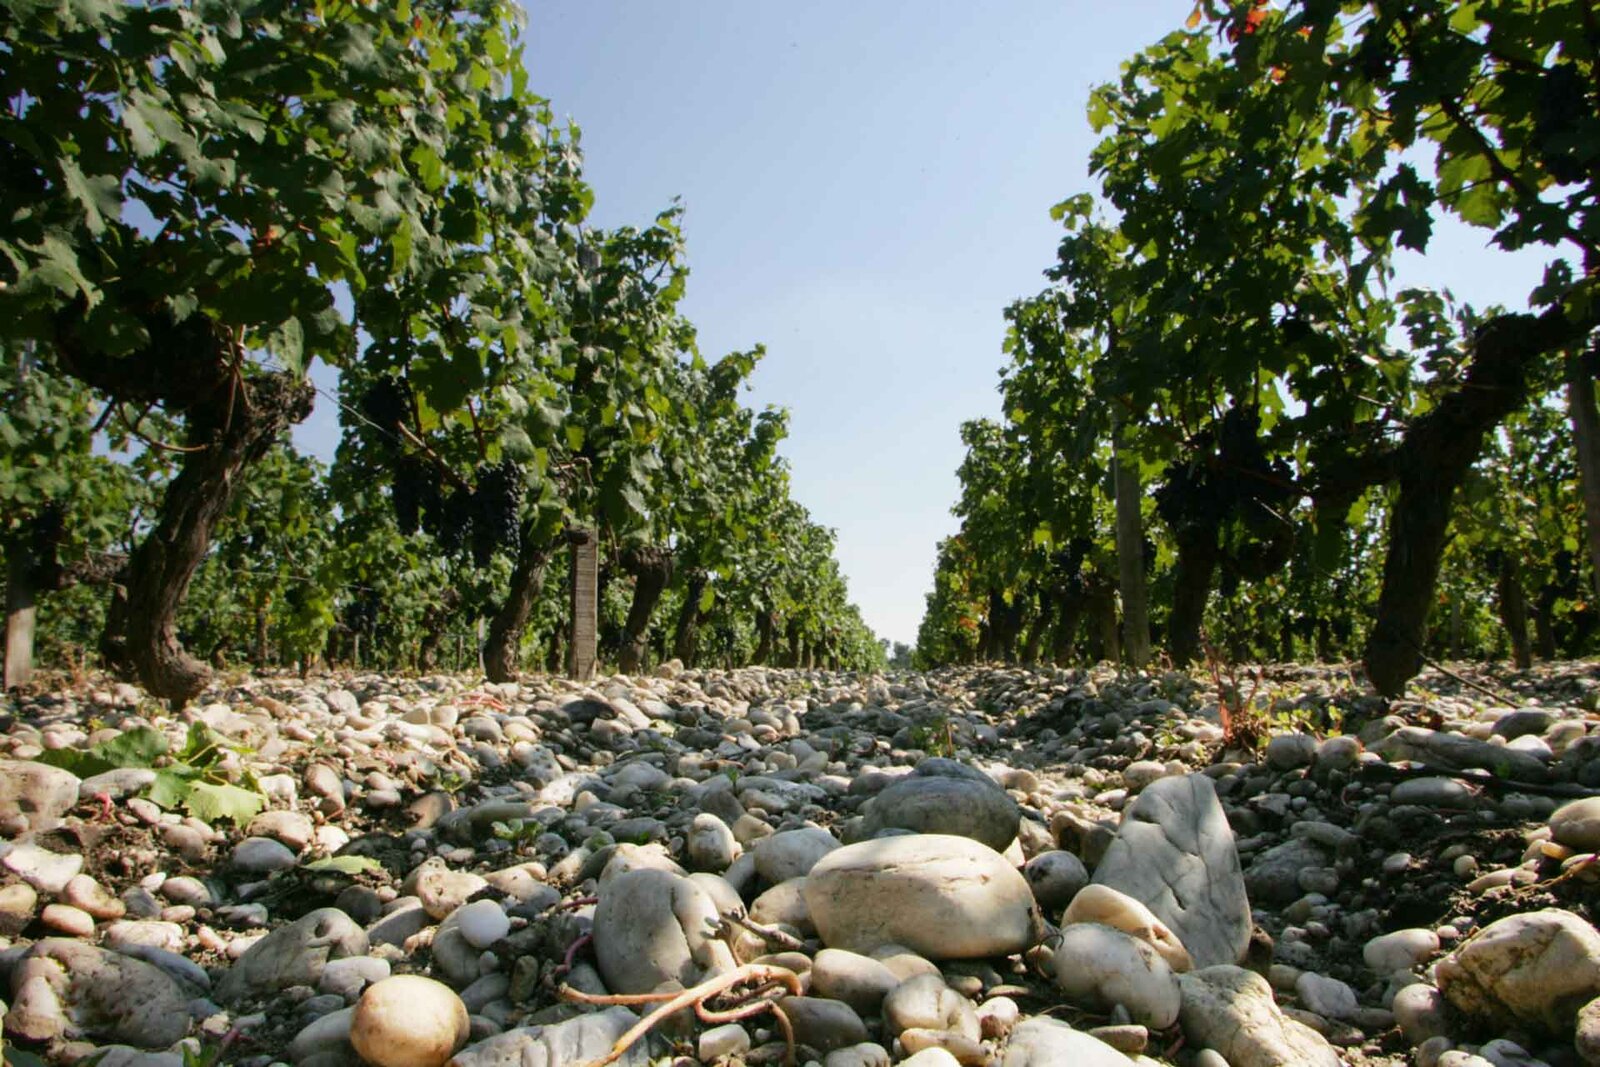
[777,995,870,1053]
[1023,850,1089,914]
[1390,777,1477,809]
[592,868,734,994]
[1244,838,1329,908]
[1375,726,1552,782]
[446,1005,648,1067]
[1091,773,1251,968]
[1178,965,1339,1067]
[0,760,80,833]
[803,834,1044,960]
[1000,1017,1137,1066]
[5,938,190,1048]
[217,907,369,1003]
[860,759,1020,851]
[752,825,839,883]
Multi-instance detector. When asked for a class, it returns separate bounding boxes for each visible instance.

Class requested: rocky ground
[4,661,1600,1067]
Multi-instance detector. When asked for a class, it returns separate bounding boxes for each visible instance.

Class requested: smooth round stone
[1295,971,1359,1020]
[1392,983,1451,1046]
[1551,798,1600,852]
[810,949,901,1014]
[775,995,869,1053]
[455,900,510,950]
[40,903,95,938]
[686,812,739,872]
[882,974,980,1041]
[1050,923,1180,1029]
[1265,733,1318,771]
[1023,851,1089,914]
[1365,929,1440,975]
[350,975,470,1067]
[698,1022,752,1060]
[803,834,1043,960]
[1390,777,1476,809]
[159,876,213,906]
[1061,884,1191,972]
[753,825,840,883]
[62,875,125,921]
[231,836,299,874]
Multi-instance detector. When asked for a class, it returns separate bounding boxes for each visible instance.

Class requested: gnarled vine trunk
[1568,349,1600,604]
[56,312,312,706]
[1363,313,1566,696]
[672,569,709,666]
[617,544,673,675]
[1495,554,1531,670]
[1168,523,1220,667]
[484,531,554,683]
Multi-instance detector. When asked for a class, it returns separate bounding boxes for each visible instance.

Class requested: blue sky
[292,2,1554,648]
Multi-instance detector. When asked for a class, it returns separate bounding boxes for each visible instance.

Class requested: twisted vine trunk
[617,545,673,676]
[1168,523,1220,667]
[1568,349,1600,604]
[754,610,776,665]
[485,531,554,683]
[1363,313,1567,696]
[1495,554,1531,670]
[672,570,709,666]
[55,312,312,705]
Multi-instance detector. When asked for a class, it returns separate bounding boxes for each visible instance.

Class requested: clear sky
[292,2,1554,649]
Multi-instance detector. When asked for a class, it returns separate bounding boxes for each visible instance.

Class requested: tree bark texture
[1363,313,1567,696]
[1495,554,1532,670]
[672,570,709,666]
[484,532,553,683]
[617,545,673,675]
[1112,412,1151,669]
[1168,523,1220,667]
[1567,350,1600,605]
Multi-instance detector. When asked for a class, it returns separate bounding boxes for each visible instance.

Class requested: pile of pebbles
[3,659,1600,1067]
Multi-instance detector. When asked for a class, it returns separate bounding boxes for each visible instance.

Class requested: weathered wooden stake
[4,553,37,690]
[568,527,598,681]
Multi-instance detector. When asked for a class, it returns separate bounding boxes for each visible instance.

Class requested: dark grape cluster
[344,595,380,635]
[1156,407,1296,542]
[425,487,474,555]
[462,460,522,567]
[1533,63,1592,185]
[359,376,413,437]
[390,455,440,536]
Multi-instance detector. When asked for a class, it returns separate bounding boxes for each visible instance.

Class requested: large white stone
[592,868,735,994]
[1177,965,1340,1067]
[1062,884,1192,972]
[1436,908,1600,1034]
[351,975,470,1067]
[1050,923,1180,1029]
[1091,774,1250,968]
[803,834,1044,960]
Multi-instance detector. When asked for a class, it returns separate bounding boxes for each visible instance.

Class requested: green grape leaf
[301,855,383,875]
[183,782,266,825]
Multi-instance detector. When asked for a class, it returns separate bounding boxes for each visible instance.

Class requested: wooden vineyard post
[568,527,598,681]
[4,552,37,690]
